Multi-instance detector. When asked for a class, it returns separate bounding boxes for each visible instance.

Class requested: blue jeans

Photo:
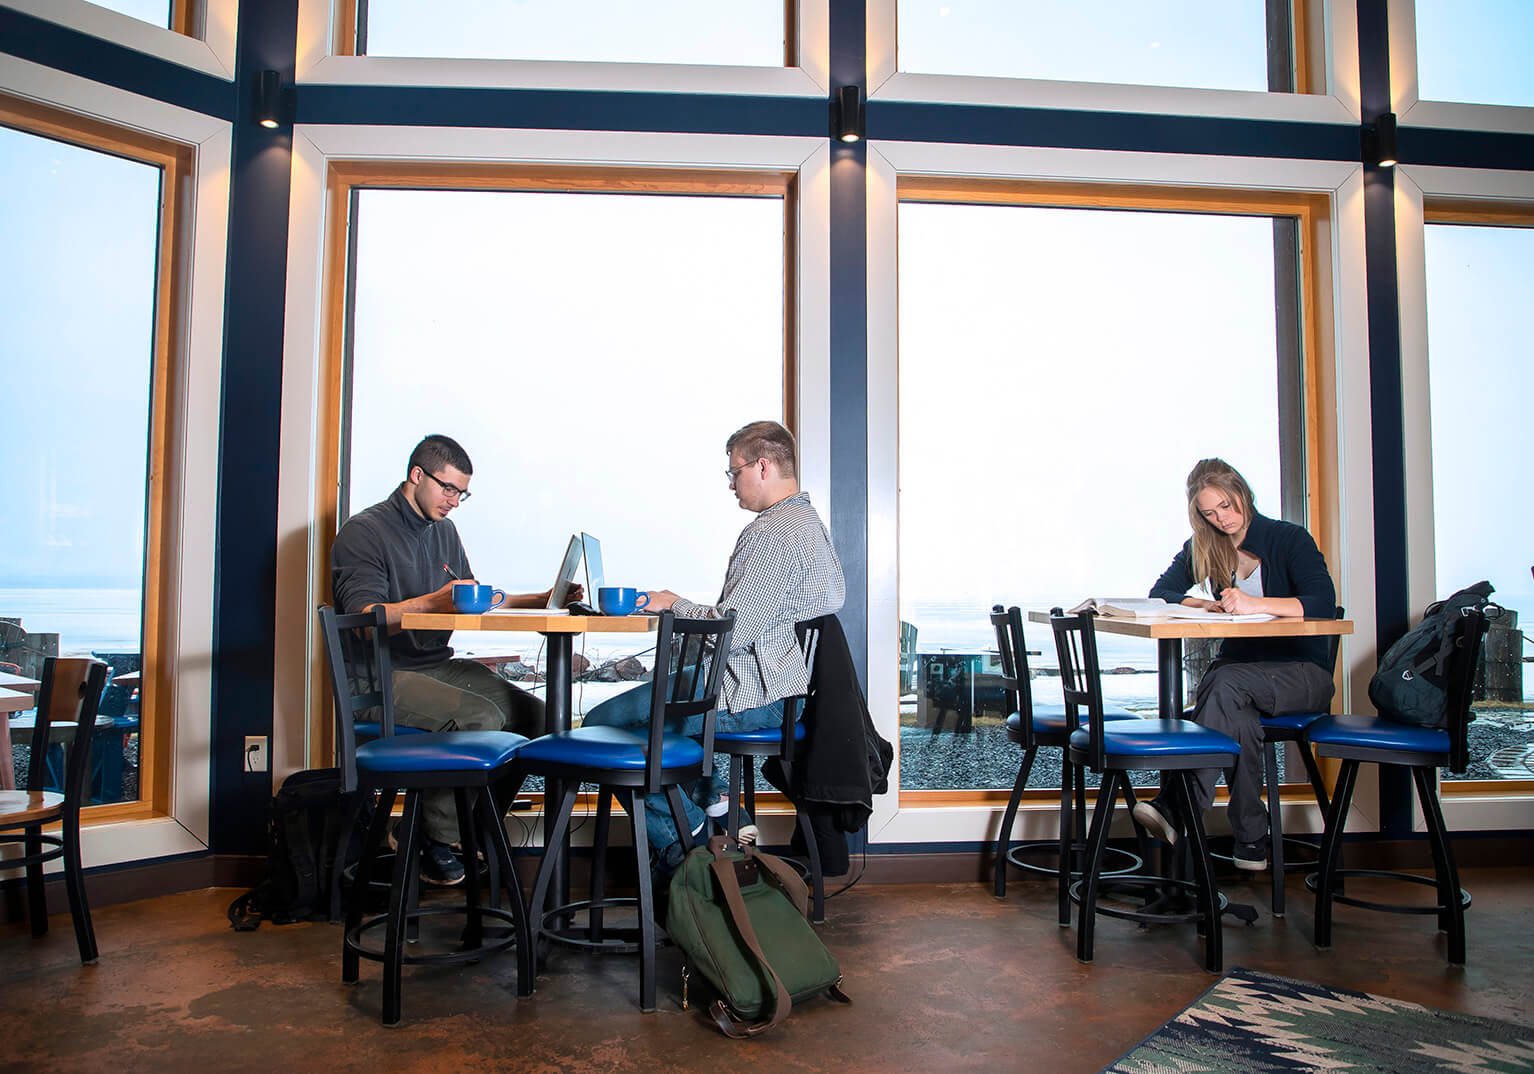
[581,687,784,859]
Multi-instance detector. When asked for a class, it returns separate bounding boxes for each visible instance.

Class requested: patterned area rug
[1105,967,1534,1073]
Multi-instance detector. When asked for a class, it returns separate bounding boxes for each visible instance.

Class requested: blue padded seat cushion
[1261,711,1328,733]
[354,721,427,743]
[1069,720,1240,758]
[355,730,527,776]
[517,725,705,770]
[714,721,806,745]
[1305,713,1450,755]
[1007,705,1138,738]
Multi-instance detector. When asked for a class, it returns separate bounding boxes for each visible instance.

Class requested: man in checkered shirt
[583,419,844,864]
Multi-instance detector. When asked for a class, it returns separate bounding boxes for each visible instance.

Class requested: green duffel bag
[667,835,849,1037]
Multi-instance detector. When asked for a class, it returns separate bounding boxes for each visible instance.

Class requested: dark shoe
[420,840,466,886]
[1132,799,1178,845]
[1233,836,1270,872]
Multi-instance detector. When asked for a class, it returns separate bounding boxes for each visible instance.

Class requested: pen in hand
[442,563,459,581]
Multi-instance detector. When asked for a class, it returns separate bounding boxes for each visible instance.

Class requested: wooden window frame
[309,162,799,801]
[0,94,193,823]
[892,177,1336,810]
[1421,199,1534,798]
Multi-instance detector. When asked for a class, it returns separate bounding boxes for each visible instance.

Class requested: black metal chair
[707,616,826,922]
[518,610,735,1012]
[1051,609,1241,972]
[1308,605,1492,965]
[989,605,1147,924]
[317,605,533,1026]
[1248,606,1346,916]
[0,658,110,964]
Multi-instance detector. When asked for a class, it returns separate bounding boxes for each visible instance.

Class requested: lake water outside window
[1,123,161,801]
[359,0,787,65]
[1424,221,1534,780]
[342,188,785,716]
[896,0,1278,92]
[897,200,1292,792]
[1414,1,1534,109]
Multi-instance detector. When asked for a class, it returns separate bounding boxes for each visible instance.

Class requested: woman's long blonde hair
[1186,458,1256,595]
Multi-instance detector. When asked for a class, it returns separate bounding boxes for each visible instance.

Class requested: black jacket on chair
[764,615,893,871]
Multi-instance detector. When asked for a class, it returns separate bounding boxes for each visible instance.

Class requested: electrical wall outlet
[245,735,269,773]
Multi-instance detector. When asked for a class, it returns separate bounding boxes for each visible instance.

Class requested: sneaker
[736,824,759,846]
[1132,799,1179,846]
[1233,836,1270,872]
[705,797,731,819]
[419,839,466,886]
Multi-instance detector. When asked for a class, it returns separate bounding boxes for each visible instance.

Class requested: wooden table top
[0,688,36,714]
[401,611,658,635]
[1028,610,1353,640]
[0,671,41,694]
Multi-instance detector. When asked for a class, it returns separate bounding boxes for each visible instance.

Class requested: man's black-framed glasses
[421,470,472,502]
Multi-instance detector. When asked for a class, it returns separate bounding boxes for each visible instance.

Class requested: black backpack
[1368,581,1495,729]
[228,768,372,930]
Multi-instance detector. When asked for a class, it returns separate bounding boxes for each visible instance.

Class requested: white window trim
[867,0,1361,125]
[274,124,832,782]
[0,53,231,870]
[1395,162,1534,835]
[1388,0,1534,135]
[864,140,1376,848]
[295,0,829,97]
[6,0,238,82]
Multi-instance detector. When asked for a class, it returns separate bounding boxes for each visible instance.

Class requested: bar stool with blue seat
[707,616,826,922]
[518,610,735,1012]
[1051,608,1242,972]
[990,605,1149,925]
[1307,604,1491,966]
[317,605,534,1026]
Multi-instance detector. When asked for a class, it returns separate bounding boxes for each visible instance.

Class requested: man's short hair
[407,434,473,479]
[725,420,796,479]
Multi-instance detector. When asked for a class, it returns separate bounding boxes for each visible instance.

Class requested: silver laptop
[581,533,605,601]
[547,534,584,609]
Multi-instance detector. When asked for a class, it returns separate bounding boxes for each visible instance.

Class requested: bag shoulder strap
[753,848,810,918]
[706,836,793,1038]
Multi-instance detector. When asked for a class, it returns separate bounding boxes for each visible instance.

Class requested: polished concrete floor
[5,866,1533,1074]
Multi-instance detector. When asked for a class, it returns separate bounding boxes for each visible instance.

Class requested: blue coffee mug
[598,587,650,616]
[452,582,506,614]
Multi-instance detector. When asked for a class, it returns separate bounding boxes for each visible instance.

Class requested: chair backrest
[24,658,110,815]
[642,610,736,795]
[777,615,827,758]
[1325,606,1346,675]
[989,605,1035,748]
[1444,605,1493,774]
[317,604,396,793]
[1047,607,1109,771]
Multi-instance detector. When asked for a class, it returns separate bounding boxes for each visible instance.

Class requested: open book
[1067,597,1273,623]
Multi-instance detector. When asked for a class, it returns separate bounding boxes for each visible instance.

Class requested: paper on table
[1067,597,1273,622]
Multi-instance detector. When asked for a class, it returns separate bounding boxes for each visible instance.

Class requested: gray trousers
[1189,660,1334,843]
[391,659,545,843]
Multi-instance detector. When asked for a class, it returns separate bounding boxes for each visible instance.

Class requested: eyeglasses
[725,462,753,481]
[420,470,472,502]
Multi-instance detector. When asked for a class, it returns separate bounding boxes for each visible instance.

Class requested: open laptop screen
[548,534,583,609]
[581,533,605,600]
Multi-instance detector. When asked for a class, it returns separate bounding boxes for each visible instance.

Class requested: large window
[1415,1,1534,109]
[1,102,183,808]
[895,0,1296,92]
[351,1,790,66]
[1424,216,1534,782]
[896,186,1322,795]
[337,178,788,719]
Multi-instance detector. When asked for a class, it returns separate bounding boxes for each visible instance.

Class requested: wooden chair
[0,658,110,963]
